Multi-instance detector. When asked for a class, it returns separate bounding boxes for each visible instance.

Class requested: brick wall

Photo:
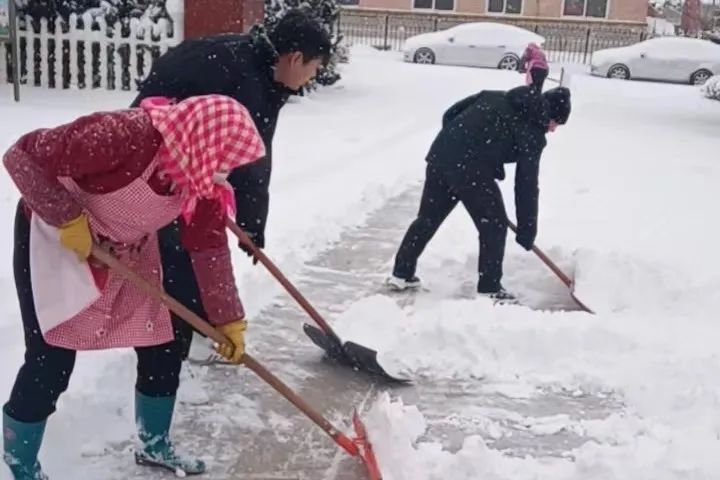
[184,0,263,39]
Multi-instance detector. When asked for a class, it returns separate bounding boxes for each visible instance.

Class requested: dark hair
[543,87,571,125]
[269,9,332,64]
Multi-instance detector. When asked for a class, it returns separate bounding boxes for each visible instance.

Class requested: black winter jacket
[426,86,549,239]
[130,26,294,244]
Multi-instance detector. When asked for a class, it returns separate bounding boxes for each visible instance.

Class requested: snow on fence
[3,12,180,91]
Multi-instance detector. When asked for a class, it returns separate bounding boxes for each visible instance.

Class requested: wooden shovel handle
[506,222,594,314]
[90,245,359,456]
[226,219,344,346]
[507,221,573,288]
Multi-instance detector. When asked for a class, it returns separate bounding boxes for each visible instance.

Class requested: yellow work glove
[215,320,247,364]
[59,214,92,261]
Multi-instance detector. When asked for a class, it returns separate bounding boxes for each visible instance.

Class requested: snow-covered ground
[1,47,719,479]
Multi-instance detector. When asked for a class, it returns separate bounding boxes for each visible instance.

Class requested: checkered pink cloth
[140,95,266,222]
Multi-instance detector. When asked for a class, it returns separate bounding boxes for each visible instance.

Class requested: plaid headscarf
[140,95,265,222]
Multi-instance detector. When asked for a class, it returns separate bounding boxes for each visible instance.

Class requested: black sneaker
[478,285,518,304]
[386,275,422,291]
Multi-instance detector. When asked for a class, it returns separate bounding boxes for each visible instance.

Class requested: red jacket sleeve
[2,110,153,226]
[180,198,244,326]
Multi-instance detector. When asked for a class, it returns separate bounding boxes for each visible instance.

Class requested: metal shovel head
[302,324,411,384]
[353,410,383,480]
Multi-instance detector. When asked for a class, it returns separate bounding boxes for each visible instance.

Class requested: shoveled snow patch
[364,393,720,480]
[338,248,720,478]
[570,249,692,314]
[363,393,571,480]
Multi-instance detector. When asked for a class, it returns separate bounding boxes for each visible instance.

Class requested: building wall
[514,0,649,21]
[456,0,486,14]
[537,0,562,17]
[361,0,411,10]
[356,0,649,23]
[608,0,648,22]
[184,0,262,39]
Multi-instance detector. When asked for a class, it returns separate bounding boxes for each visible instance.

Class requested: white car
[591,37,720,85]
[403,22,545,71]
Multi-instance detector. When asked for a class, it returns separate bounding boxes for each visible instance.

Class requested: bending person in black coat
[130,10,332,359]
[387,86,572,301]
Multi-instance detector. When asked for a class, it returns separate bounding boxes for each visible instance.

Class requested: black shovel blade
[302,324,411,384]
[342,340,411,384]
[303,323,347,360]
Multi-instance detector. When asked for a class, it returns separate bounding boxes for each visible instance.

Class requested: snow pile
[366,391,720,480]
[352,287,720,479]
[364,393,570,480]
[336,285,720,392]
[701,74,720,100]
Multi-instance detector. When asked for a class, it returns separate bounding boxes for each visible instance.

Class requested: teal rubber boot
[2,411,49,480]
[134,392,206,476]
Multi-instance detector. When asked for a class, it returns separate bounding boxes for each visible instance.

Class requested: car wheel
[413,48,436,65]
[690,69,713,85]
[608,64,630,80]
[498,54,519,71]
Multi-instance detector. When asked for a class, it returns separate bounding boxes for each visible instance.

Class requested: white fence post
[166,0,184,44]
[19,16,32,85]
[39,18,49,87]
[81,12,92,89]
[53,17,63,89]
[139,19,152,83]
[128,18,140,90]
[96,17,108,89]
[112,21,123,90]
[68,13,78,88]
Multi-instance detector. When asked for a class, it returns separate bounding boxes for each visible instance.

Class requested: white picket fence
[4,11,181,91]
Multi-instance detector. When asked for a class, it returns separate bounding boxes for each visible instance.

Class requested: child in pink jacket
[519,43,549,90]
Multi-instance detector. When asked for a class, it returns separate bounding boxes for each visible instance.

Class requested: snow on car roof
[639,36,720,59]
[447,22,544,43]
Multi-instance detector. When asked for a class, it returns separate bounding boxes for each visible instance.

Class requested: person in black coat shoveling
[130,9,332,359]
[386,86,572,301]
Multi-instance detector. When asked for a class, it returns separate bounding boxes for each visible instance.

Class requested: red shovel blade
[353,410,383,480]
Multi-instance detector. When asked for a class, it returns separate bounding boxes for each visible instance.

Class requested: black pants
[392,164,508,292]
[530,67,549,91]
[157,220,209,360]
[4,203,184,424]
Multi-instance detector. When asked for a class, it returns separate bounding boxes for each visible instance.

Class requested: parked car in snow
[402,22,545,71]
[590,37,720,85]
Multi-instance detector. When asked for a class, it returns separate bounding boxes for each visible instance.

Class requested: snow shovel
[227,219,410,384]
[507,221,594,314]
[90,245,384,479]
